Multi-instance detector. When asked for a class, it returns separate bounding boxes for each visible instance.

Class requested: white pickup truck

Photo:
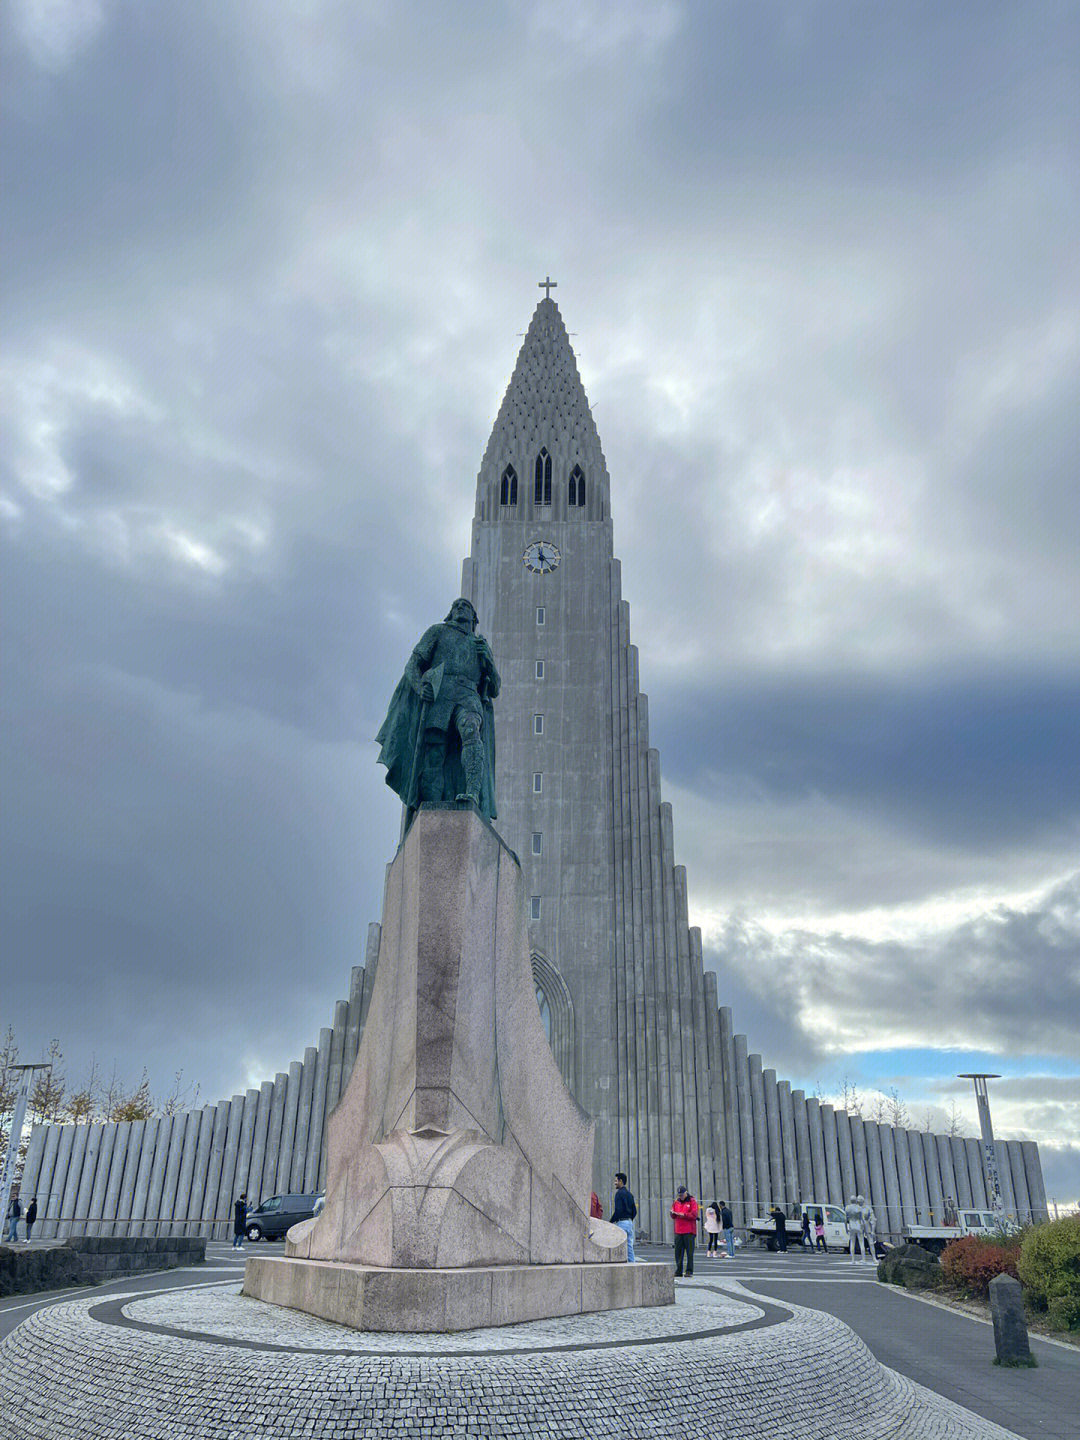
[748,1202,853,1252]
[904,1207,1014,1255]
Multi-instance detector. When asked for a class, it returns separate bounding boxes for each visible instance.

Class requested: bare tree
[885,1087,910,1129]
[840,1075,863,1118]
[29,1040,66,1124]
[109,1070,154,1123]
[945,1100,967,1138]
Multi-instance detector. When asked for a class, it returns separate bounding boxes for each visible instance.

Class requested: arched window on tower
[568,464,586,508]
[500,464,517,506]
[534,448,552,505]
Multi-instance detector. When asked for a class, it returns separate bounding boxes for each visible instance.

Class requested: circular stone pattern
[1,1280,1019,1439]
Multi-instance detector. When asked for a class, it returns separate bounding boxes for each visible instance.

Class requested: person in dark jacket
[610,1172,637,1263]
[720,1201,735,1258]
[24,1197,38,1241]
[800,1210,813,1249]
[233,1193,248,1249]
[6,1194,21,1243]
[769,1203,788,1251]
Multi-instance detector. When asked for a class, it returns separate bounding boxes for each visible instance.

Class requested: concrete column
[996,1134,1018,1221]
[805,1098,827,1201]
[624,691,651,1216]
[891,1127,915,1232]
[231,1090,259,1208]
[159,1113,190,1230]
[86,1123,118,1237]
[718,1008,742,1215]
[199,1104,231,1236]
[951,1136,974,1207]
[863,1121,888,1233]
[35,1123,63,1239]
[19,1126,47,1220]
[703,974,726,1202]
[733,1035,756,1226]
[101,1123,132,1237]
[820,1104,843,1205]
[181,1107,216,1231]
[115,1120,147,1236]
[171,1109,200,1229]
[906,1129,931,1226]
[965,1136,989,1207]
[762,1069,784,1206]
[245,1081,274,1204]
[936,1133,959,1216]
[791,1091,814,1205]
[1004,1142,1029,1223]
[1021,1141,1048,1221]
[56,1125,89,1240]
[214,1097,247,1241]
[261,1078,289,1201]
[143,1116,175,1238]
[659,804,690,1234]
[45,1126,75,1238]
[644,750,672,1241]
[918,1129,943,1224]
[777,1081,799,1204]
[876,1122,902,1238]
[303,1028,333,1194]
[850,1113,871,1197]
[274,1063,303,1195]
[343,964,365,1088]
[324,999,350,1118]
[128,1118,161,1237]
[289,1052,318,1192]
[687,924,714,1203]
[360,923,381,1028]
[835,1110,857,1204]
[748,1054,771,1219]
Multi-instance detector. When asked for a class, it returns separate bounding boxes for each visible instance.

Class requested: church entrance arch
[530,951,576,1093]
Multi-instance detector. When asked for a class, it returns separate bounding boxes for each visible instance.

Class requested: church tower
[461,292,724,1238]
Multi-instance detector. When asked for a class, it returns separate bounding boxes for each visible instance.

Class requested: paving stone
[0,1278,1021,1438]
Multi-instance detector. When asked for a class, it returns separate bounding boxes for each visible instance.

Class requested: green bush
[1046,1295,1080,1332]
[1018,1216,1080,1311]
[940,1233,1022,1298]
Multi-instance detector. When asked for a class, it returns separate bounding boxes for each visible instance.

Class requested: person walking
[800,1210,813,1249]
[704,1200,721,1256]
[610,1172,637,1263]
[720,1200,735,1258]
[769,1202,788,1252]
[24,1197,37,1242]
[6,1194,21,1243]
[233,1192,248,1250]
[671,1186,699,1277]
[814,1210,827,1252]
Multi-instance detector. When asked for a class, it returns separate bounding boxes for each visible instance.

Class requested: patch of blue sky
[795,1049,1077,1094]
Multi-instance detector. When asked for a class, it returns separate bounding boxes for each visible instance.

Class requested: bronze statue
[376,598,500,825]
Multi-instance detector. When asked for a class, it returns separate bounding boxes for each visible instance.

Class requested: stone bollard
[989,1273,1036,1367]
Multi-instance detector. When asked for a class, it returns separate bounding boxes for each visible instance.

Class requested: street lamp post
[1,1063,52,1238]
[958,1072,1005,1219]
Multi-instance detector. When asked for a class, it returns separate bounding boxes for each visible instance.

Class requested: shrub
[940,1234,1022,1298]
[1018,1216,1080,1312]
[1046,1295,1080,1332]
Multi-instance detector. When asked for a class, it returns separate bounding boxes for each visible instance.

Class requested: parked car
[749,1201,850,1252]
[245,1192,323,1241]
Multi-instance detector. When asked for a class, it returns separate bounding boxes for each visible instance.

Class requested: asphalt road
[634,1241,1079,1440]
[2,1239,1077,1438]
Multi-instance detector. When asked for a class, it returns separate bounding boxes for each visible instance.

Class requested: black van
[244,1193,323,1242]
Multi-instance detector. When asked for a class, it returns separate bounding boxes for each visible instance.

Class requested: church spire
[474,295,610,524]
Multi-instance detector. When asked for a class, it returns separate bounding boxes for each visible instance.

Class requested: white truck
[904,1207,1015,1255]
[748,1202,854,1253]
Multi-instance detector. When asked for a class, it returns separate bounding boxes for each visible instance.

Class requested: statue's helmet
[445,598,478,630]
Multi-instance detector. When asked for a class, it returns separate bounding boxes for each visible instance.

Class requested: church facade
[20,296,1048,1242]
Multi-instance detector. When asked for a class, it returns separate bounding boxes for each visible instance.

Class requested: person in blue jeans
[720,1201,735,1258]
[611,1172,637,1263]
[6,1195,21,1243]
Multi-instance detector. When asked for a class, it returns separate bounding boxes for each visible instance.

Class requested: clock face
[522,539,561,574]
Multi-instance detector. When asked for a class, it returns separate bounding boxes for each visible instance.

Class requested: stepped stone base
[243,1254,672,1331]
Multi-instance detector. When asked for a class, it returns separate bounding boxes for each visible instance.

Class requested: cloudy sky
[3,2,1078,1203]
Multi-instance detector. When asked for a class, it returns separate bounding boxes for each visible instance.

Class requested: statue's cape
[375,631,497,820]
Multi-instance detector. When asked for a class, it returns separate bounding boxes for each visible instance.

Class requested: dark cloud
[1,3,1077,1207]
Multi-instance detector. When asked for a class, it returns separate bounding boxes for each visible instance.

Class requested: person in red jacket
[670,1185,700,1277]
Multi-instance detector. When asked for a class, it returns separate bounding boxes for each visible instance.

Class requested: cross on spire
[538,276,557,300]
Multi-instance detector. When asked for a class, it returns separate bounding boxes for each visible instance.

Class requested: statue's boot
[456,738,484,806]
